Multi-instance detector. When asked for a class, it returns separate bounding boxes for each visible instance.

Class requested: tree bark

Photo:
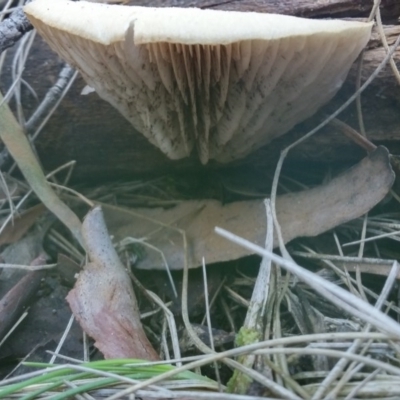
[1,0,399,181]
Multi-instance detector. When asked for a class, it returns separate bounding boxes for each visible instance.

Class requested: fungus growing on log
[24,0,373,163]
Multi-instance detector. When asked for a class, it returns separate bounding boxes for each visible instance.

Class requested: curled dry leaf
[66,207,158,360]
[102,147,394,270]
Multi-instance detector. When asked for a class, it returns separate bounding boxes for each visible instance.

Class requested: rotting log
[129,0,400,19]
[1,0,400,182]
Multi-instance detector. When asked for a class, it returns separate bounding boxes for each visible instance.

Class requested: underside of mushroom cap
[24,0,373,163]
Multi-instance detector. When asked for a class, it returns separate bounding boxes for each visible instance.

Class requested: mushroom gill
[24,0,373,163]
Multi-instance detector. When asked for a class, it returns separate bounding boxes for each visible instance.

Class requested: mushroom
[24,0,373,164]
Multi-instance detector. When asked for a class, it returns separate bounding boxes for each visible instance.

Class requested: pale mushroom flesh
[24,0,373,164]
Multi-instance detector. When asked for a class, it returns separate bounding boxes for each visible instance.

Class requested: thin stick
[375,6,400,85]
[180,231,303,399]
[270,31,400,266]
[329,118,376,153]
[7,66,79,175]
[145,290,182,366]
[215,227,400,338]
[202,257,223,391]
[25,64,75,134]
[344,368,381,400]
[49,314,75,364]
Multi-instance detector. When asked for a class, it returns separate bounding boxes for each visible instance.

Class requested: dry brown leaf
[102,147,394,270]
[66,207,158,360]
[0,204,46,246]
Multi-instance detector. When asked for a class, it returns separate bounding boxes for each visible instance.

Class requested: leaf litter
[1,1,400,398]
[66,206,159,361]
[101,146,394,271]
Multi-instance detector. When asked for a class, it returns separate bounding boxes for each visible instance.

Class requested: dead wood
[1,0,399,180]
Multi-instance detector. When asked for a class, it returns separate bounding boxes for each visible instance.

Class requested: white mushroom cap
[24,0,373,163]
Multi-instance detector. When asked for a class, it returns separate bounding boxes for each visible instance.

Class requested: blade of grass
[0,92,83,246]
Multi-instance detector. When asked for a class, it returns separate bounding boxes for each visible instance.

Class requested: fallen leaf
[0,278,83,366]
[66,207,158,360]
[102,147,394,270]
